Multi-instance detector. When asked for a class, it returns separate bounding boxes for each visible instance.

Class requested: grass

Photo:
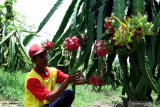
[72,85,122,107]
[0,69,123,107]
[0,69,25,104]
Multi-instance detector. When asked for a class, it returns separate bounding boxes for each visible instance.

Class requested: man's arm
[46,73,78,102]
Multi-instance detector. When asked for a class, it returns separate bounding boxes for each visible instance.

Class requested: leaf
[8,36,15,69]
[23,33,36,46]
[54,26,72,48]
[15,43,31,64]
[118,55,137,100]
[151,0,157,20]
[0,30,16,46]
[96,4,105,39]
[71,0,81,29]
[82,52,90,71]
[91,0,106,11]
[76,0,85,14]
[69,41,92,75]
[37,0,64,32]
[135,76,146,93]
[71,0,85,31]
[77,5,86,32]
[145,30,156,36]
[153,31,160,64]
[52,0,78,43]
[137,41,160,93]
[106,52,116,73]
[86,59,99,78]
[146,37,156,72]
[152,11,160,32]
[113,0,126,28]
[132,0,145,15]
[48,51,61,63]
[69,0,95,74]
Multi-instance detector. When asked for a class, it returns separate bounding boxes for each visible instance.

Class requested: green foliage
[132,0,146,15]
[0,69,25,104]
[72,85,122,107]
[0,0,32,72]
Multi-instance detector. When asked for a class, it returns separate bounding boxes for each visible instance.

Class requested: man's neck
[35,66,47,74]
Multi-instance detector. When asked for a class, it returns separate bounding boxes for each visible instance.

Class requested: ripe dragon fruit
[94,40,108,58]
[64,36,80,51]
[90,76,104,86]
[104,19,115,34]
[42,41,54,51]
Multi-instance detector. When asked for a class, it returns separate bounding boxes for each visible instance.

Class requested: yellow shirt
[24,67,57,107]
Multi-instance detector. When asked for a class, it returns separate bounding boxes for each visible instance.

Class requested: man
[24,43,88,107]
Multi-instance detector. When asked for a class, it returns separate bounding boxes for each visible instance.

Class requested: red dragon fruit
[94,40,108,58]
[90,76,104,86]
[64,36,80,51]
[104,19,114,34]
[42,41,54,51]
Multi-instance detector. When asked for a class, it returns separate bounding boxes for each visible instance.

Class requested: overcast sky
[13,0,72,50]
[0,0,71,34]
[15,0,71,35]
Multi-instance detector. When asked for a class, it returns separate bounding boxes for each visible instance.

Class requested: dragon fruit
[104,19,114,34]
[94,40,108,58]
[42,41,54,51]
[64,36,80,51]
[90,76,104,86]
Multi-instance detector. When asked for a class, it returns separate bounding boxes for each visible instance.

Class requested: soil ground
[0,101,21,107]
[0,101,116,107]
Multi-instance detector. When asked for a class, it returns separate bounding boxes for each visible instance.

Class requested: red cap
[28,44,45,59]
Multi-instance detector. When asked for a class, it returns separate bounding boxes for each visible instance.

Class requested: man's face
[33,51,48,67]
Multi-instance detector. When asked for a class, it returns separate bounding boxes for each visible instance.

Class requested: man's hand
[67,72,82,84]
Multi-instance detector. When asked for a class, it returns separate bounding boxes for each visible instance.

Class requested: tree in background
[0,0,32,72]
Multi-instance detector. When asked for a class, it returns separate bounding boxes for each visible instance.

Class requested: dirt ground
[0,100,120,107]
[0,101,21,107]
[92,101,115,107]
[0,101,115,107]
